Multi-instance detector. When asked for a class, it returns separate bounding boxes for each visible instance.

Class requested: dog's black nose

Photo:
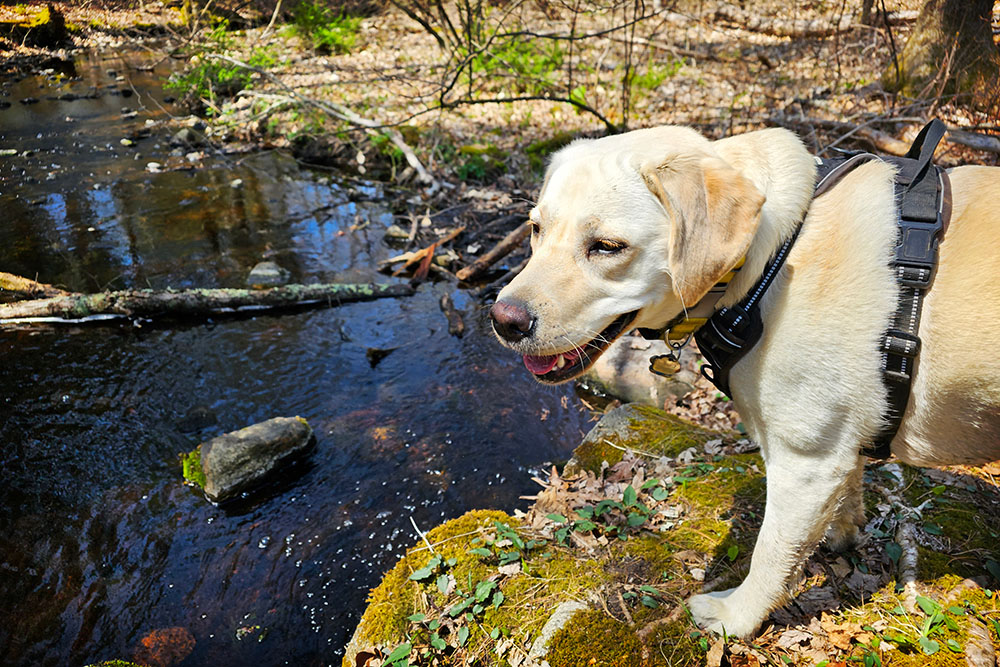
[490,300,535,342]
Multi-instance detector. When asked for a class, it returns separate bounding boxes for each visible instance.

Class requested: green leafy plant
[291,1,363,54]
[549,483,658,544]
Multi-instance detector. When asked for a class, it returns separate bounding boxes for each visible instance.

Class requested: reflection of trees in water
[1,152,352,294]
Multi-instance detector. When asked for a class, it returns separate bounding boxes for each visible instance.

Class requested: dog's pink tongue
[523,354,559,375]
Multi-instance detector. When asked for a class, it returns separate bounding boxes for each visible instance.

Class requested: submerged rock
[247,260,290,288]
[132,626,195,667]
[169,127,204,147]
[199,416,314,503]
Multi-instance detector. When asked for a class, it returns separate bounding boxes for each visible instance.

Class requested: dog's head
[491,126,765,383]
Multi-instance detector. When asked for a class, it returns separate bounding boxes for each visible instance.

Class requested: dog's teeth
[556,354,566,369]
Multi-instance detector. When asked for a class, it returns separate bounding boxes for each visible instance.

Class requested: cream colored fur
[495,125,1000,637]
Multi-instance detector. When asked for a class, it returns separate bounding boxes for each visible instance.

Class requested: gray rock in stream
[200,417,314,503]
[247,260,290,288]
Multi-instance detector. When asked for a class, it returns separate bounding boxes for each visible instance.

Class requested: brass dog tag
[648,354,681,377]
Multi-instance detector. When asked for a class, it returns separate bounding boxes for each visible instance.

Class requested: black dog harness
[646,120,950,459]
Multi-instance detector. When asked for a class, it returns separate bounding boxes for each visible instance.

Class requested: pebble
[146,162,162,173]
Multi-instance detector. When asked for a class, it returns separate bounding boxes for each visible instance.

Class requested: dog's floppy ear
[641,155,765,307]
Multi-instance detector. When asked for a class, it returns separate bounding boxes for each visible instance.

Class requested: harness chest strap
[644,119,950,459]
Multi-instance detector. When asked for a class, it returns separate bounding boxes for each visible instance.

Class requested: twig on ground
[873,463,921,613]
[0,281,414,324]
[409,516,438,555]
[456,221,530,282]
[773,114,1000,156]
[476,256,528,299]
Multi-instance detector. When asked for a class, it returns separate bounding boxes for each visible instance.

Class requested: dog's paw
[688,588,762,638]
[823,519,868,552]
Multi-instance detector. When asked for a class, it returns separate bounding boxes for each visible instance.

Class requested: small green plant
[467,520,545,564]
[630,58,682,92]
[398,547,511,665]
[291,1,363,54]
[165,21,278,111]
[460,39,564,96]
[548,482,660,544]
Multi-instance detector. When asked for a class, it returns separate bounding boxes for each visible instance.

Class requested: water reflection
[0,50,583,666]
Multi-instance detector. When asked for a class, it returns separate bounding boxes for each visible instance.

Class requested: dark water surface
[0,51,586,666]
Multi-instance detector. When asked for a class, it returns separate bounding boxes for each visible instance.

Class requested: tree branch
[0,282,414,324]
[0,272,71,300]
[207,54,439,190]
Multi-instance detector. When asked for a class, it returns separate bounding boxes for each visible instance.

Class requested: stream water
[0,50,588,666]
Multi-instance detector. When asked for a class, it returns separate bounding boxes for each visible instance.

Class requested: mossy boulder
[184,416,314,503]
[346,405,1000,666]
[1,4,69,48]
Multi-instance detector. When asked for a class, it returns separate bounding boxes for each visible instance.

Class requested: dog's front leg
[688,450,864,637]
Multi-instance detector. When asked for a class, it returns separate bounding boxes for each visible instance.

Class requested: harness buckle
[896,263,933,289]
[884,369,912,385]
[895,206,943,283]
[883,329,921,358]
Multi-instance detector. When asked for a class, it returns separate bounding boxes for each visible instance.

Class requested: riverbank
[346,404,1000,667]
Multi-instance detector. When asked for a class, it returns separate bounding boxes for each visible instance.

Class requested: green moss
[621,534,676,579]
[568,405,721,475]
[545,609,642,667]
[836,580,1000,666]
[641,620,707,667]
[180,445,205,488]
[484,553,607,638]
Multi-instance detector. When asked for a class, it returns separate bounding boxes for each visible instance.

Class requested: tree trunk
[0,282,414,323]
[882,0,999,104]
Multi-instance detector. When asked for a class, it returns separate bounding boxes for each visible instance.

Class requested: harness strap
[866,119,948,458]
[681,120,949,459]
[692,227,800,397]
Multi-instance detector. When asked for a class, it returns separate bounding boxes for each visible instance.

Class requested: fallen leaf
[133,626,195,667]
[775,628,812,650]
[706,638,726,667]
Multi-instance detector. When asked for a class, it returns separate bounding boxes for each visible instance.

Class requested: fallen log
[0,271,71,300]
[774,115,1000,156]
[0,282,415,324]
[456,221,530,282]
[713,6,854,38]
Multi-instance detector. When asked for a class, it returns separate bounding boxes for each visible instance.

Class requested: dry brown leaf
[706,638,726,667]
[775,628,812,650]
[820,616,871,651]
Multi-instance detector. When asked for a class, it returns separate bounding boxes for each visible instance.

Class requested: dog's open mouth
[522,311,638,384]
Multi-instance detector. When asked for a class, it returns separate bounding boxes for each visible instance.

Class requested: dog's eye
[588,239,628,256]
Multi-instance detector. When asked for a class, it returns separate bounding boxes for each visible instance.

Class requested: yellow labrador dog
[489,125,1000,637]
